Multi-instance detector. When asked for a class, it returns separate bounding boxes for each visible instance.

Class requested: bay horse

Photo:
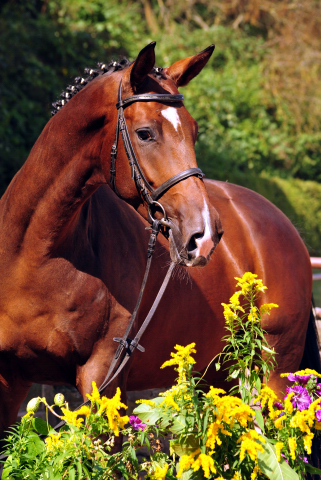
[0,41,318,441]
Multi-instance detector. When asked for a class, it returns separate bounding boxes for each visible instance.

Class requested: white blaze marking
[195,200,214,258]
[161,107,181,131]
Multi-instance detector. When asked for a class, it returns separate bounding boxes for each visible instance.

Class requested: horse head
[104,42,223,267]
[52,42,223,267]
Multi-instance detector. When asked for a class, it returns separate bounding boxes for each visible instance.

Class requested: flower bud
[26,397,41,413]
[54,393,65,407]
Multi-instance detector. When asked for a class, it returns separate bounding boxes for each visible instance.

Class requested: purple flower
[274,402,284,410]
[299,455,308,463]
[315,405,321,422]
[281,454,289,464]
[285,385,312,411]
[129,415,147,431]
[287,373,313,385]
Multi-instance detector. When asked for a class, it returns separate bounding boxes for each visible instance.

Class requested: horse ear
[129,42,156,92]
[164,45,215,87]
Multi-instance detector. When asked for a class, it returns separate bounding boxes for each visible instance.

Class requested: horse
[0,41,318,442]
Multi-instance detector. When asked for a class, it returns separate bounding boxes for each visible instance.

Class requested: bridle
[110,79,204,225]
[52,79,207,428]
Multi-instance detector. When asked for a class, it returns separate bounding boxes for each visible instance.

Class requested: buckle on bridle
[113,337,145,359]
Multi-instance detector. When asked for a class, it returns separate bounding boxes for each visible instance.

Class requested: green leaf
[230,369,240,379]
[257,438,299,480]
[254,410,265,433]
[170,415,187,434]
[255,376,262,394]
[262,345,275,355]
[305,464,321,475]
[132,401,162,425]
[76,461,82,478]
[68,467,76,480]
[170,435,199,457]
[32,417,50,436]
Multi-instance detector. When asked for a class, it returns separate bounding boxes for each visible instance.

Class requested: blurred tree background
[1,0,321,253]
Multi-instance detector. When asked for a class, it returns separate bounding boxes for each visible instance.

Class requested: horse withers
[0,42,317,444]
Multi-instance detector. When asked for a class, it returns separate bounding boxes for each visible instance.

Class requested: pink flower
[285,386,312,411]
[129,415,147,431]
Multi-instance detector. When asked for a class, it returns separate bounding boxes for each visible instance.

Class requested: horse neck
[0,98,111,262]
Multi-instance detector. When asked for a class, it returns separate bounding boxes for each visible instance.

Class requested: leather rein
[53,79,206,428]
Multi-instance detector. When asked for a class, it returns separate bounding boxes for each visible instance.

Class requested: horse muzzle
[168,218,223,267]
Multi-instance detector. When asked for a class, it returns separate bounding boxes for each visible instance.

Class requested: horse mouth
[168,228,219,268]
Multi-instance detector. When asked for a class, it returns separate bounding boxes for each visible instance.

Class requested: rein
[53,79,206,429]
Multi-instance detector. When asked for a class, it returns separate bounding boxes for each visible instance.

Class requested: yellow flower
[159,393,180,412]
[205,387,226,398]
[275,416,285,430]
[248,306,259,322]
[45,432,64,452]
[61,407,85,428]
[76,405,91,417]
[230,291,242,307]
[150,464,169,480]
[280,368,321,378]
[161,343,196,370]
[235,272,267,295]
[86,381,101,403]
[251,463,261,480]
[276,442,284,462]
[232,472,242,480]
[256,385,279,417]
[221,303,238,324]
[97,387,128,436]
[304,432,314,455]
[191,453,216,478]
[260,303,279,315]
[136,399,156,407]
[284,392,294,414]
[177,449,200,477]
[238,430,265,462]
[288,437,297,460]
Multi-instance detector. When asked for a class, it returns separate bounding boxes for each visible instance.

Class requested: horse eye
[137,130,152,141]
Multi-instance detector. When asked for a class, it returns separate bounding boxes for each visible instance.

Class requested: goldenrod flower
[251,462,261,480]
[97,387,128,436]
[275,442,284,462]
[260,303,279,315]
[161,343,196,370]
[61,407,85,428]
[248,306,259,322]
[284,392,294,414]
[235,272,267,295]
[288,437,297,460]
[45,432,64,452]
[177,449,200,477]
[135,399,156,407]
[150,464,169,480]
[238,430,265,461]
[191,453,216,478]
[232,472,242,480]
[86,381,101,403]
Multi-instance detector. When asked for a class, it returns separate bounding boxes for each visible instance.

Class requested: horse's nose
[186,228,216,261]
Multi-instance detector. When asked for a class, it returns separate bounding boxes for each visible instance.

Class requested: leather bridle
[110,79,204,224]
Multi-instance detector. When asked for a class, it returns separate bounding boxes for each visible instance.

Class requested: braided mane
[51,58,164,116]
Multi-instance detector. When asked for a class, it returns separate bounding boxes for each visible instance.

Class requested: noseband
[110,79,204,223]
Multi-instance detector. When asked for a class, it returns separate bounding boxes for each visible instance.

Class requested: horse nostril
[187,231,204,253]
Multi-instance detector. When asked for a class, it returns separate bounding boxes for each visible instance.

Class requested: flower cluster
[256,369,321,467]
